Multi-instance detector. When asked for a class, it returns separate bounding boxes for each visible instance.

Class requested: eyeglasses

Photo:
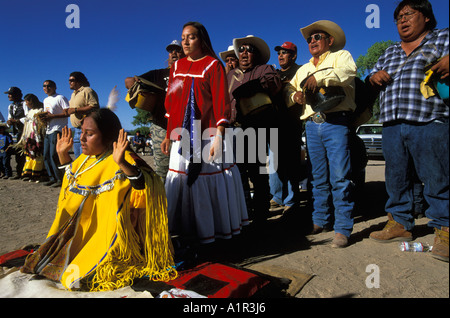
[69,79,76,82]
[306,33,328,44]
[277,50,291,55]
[238,45,256,53]
[43,85,54,88]
[395,11,417,24]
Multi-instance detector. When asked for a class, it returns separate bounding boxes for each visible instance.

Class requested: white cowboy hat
[219,45,236,63]
[233,35,270,65]
[300,20,346,51]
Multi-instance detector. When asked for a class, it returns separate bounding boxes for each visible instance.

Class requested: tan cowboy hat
[300,20,346,51]
[233,35,270,64]
[219,45,236,63]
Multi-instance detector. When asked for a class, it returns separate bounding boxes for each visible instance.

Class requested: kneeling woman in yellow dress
[21,108,177,291]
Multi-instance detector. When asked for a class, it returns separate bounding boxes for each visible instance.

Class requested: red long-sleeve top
[164,56,231,139]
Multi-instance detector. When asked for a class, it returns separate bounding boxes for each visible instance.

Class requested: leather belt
[309,111,352,124]
[310,112,326,124]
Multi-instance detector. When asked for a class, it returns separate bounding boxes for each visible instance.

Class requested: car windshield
[358,126,382,135]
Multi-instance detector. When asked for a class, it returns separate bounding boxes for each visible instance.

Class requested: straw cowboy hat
[219,45,236,63]
[300,20,346,51]
[233,35,271,65]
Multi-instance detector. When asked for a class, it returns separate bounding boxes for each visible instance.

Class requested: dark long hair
[183,21,218,59]
[83,108,122,151]
[23,94,43,110]
[394,0,437,30]
[70,71,90,87]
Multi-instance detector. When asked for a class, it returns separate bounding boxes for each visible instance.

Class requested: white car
[356,124,383,158]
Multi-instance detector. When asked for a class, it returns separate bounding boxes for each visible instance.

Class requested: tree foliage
[130,108,151,135]
[356,40,395,78]
[356,40,395,123]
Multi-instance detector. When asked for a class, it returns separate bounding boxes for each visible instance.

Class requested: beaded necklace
[72,151,110,181]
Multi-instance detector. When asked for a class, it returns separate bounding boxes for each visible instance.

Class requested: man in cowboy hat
[289,20,357,247]
[220,45,239,74]
[124,40,185,183]
[227,35,282,222]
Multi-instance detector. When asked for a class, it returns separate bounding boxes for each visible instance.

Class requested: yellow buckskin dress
[21,150,177,291]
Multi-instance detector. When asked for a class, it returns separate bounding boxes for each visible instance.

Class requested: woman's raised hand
[56,126,73,156]
[56,126,74,165]
[113,129,129,166]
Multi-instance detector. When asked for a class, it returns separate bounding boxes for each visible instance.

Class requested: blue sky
[0,0,448,131]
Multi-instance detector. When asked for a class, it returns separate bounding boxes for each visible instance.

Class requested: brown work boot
[331,233,349,248]
[310,224,330,235]
[269,199,285,212]
[370,213,413,243]
[431,227,449,263]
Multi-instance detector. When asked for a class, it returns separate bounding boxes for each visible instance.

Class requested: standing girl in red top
[162,21,248,245]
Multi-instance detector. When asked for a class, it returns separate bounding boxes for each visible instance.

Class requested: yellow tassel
[88,168,177,291]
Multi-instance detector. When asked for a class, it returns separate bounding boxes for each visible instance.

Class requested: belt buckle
[312,112,326,124]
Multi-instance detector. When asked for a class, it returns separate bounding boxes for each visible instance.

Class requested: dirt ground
[0,156,448,298]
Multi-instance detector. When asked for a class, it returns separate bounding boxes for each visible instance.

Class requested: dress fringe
[88,168,177,292]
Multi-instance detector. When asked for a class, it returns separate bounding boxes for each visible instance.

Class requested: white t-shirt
[43,93,69,134]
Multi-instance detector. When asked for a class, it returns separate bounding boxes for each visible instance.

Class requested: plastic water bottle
[399,241,432,252]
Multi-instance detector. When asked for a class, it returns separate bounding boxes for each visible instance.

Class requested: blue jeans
[306,116,354,237]
[269,148,300,206]
[0,151,12,177]
[383,119,449,230]
[269,170,298,206]
[73,128,82,159]
[43,132,62,182]
[268,117,302,207]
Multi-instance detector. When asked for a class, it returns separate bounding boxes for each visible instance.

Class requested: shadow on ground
[176,181,391,268]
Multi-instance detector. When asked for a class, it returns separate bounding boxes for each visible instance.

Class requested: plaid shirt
[371,28,449,123]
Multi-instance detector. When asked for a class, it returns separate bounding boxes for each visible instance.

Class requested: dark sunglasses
[43,85,54,88]
[238,45,256,53]
[306,33,328,44]
[169,48,183,54]
[69,79,76,82]
[277,50,291,55]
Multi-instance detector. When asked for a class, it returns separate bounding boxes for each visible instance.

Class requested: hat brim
[274,46,296,53]
[219,49,236,63]
[166,44,181,52]
[233,36,270,65]
[300,20,346,51]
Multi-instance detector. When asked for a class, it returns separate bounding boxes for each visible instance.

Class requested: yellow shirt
[289,50,357,120]
[69,86,99,128]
